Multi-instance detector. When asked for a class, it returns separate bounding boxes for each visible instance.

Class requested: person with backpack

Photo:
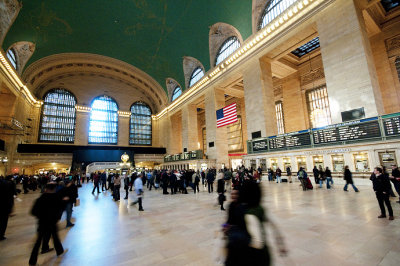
[297,167,309,191]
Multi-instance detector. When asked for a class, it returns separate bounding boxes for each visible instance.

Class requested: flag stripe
[216,102,238,128]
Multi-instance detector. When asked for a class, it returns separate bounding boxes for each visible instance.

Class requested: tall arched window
[215,36,241,66]
[6,48,17,70]
[130,102,152,145]
[89,95,118,144]
[39,88,77,143]
[171,86,182,101]
[258,0,296,30]
[396,57,400,81]
[189,67,204,87]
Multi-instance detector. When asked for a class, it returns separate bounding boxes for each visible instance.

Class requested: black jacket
[217,179,225,193]
[371,173,391,194]
[344,169,353,184]
[0,179,15,214]
[59,184,78,204]
[31,193,64,227]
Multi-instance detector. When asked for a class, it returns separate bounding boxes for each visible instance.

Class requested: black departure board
[313,117,381,145]
[268,130,311,150]
[382,114,400,136]
[252,139,268,152]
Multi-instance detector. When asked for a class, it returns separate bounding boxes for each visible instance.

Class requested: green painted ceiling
[3,0,252,94]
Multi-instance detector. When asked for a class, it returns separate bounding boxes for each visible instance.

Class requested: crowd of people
[1,163,400,265]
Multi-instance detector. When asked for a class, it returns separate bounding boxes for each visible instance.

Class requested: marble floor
[1,180,400,266]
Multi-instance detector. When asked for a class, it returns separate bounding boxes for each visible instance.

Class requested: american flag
[216,103,238,128]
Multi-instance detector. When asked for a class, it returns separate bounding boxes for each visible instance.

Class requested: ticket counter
[332,154,345,172]
[353,152,369,172]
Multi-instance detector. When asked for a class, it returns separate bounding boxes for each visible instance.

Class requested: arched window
[6,48,17,69]
[130,102,152,145]
[171,86,182,101]
[215,36,241,66]
[189,67,204,87]
[258,0,296,30]
[396,57,400,81]
[39,89,77,143]
[89,95,118,144]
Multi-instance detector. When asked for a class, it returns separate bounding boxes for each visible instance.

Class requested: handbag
[74,198,80,207]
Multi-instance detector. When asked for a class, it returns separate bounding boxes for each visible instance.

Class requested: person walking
[343,166,359,192]
[275,167,282,183]
[224,168,233,192]
[318,166,324,188]
[371,167,394,220]
[297,167,308,191]
[113,174,121,201]
[131,175,144,211]
[217,173,226,211]
[313,166,320,186]
[390,164,400,203]
[29,183,65,265]
[286,166,292,183]
[59,178,78,227]
[193,171,200,193]
[100,171,107,191]
[0,176,15,241]
[123,175,130,199]
[91,173,100,194]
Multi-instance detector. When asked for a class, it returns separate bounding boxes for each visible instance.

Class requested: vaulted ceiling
[3,0,253,94]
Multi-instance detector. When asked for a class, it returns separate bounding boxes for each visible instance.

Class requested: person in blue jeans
[344,166,359,192]
[325,167,333,189]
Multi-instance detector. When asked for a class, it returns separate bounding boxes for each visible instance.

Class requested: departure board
[313,117,381,145]
[252,139,268,152]
[269,130,311,150]
[382,114,400,136]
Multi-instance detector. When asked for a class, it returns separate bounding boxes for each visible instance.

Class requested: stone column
[75,111,90,145]
[181,104,199,151]
[317,0,383,123]
[205,87,229,169]
[118,116,129,146]
[243,57,277,139]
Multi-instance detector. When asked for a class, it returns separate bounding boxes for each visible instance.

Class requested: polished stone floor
[1,180,400,266]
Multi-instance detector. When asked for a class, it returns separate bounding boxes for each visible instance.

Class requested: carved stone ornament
[274,85,282,96]
[385,35,400,52]
[0,0,21,45]
[301,68,325,86]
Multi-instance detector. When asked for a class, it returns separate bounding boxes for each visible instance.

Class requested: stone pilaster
[205,87,229,169]
[75,111,89,145]
[317,0,383,123]
[118,116,129,146]
[243,58,277,138]
[181,104,199,151]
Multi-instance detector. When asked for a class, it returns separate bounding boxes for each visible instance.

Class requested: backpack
[298,171,304,178]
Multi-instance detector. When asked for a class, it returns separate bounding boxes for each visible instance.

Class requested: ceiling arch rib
[182,56,205,89]
[209,22,244,68]
[22,53,168,113]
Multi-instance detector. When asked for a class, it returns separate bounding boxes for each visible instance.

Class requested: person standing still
[325,167,333,189]
[286,166,292,183]
[113,174,121,201]
[123,175,130,199]
[371,167,394,220]
[206,169,215,193]
[276,167,282,183]
[343,166,359,192]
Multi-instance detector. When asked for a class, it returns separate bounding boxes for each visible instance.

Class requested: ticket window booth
[250,159,257,169]
[283,158,291,171]
[313,155,324,169]
[379,152,397,173]
[297,156,307,171]
[353,152,369,172]
[332,154,345,172]
[270,159,278,170]
[260,159,267,171]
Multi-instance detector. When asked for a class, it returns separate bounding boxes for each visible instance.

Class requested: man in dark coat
[206,169,215,193]
[0,176,15,241]
[29,183,65,265]
[390,164,400,203]
[59,178,78,227]
[169,171,177,194]
[161,170,169,194]
[371,167,394,220]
